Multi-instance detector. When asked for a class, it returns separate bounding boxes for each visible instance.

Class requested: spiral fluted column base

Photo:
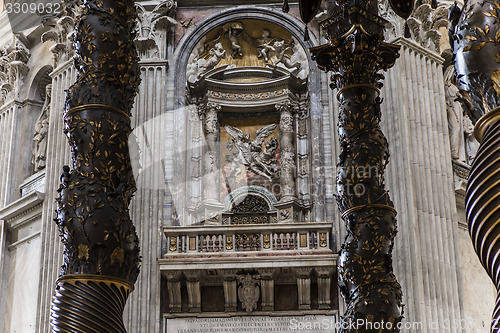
[466,108,500,332]
[50,275,133,333]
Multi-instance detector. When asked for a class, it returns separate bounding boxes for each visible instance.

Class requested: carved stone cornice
[135,1,177,60]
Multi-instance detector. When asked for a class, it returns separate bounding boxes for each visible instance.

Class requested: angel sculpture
[273,39,301,72]
[225,124,278,181]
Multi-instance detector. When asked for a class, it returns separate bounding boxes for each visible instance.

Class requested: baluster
[202,235,207,252]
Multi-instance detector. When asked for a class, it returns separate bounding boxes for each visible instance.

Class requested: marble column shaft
[203,102,220,203]
[276,101,297,201]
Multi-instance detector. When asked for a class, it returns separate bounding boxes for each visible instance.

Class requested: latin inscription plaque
[165,315,339,333]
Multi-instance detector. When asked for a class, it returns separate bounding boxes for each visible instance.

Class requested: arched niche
[167,7,327,226]
[181,17,314,226]
[17,65,53,198]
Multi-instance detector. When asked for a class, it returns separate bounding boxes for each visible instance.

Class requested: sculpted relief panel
[186,19,309,83]
[221,118,281,202]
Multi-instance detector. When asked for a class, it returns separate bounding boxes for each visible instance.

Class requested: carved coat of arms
[237,274,261,312]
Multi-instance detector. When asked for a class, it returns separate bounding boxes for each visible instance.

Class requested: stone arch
[223,186,277,212]
[171,6,320,108]
[28,65,53,103]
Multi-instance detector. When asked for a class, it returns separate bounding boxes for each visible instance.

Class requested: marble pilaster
[185,271,201,312]
[296,267,311,310]
[275,101,297,202]
[381,38,463,332]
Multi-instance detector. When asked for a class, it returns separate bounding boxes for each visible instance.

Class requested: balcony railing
[164,222,333,254]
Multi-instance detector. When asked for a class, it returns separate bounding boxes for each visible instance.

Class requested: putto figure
[225,124,278,181]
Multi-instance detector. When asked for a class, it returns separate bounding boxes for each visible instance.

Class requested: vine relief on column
[41,0,83,68]
[32,84,52,173]
[450,0,500,329]
[135,0,177,60]
[0,34,30,106]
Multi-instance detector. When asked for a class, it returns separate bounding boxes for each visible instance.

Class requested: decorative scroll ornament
[41,1,83,68]
[51,0,141,332]
[310,0,403,331]
[0,34,30,105]
[225,124,278,181]
[450,1,500,330]
[135,0,177,59]
[237,274,261,312]
[232,195,270,213]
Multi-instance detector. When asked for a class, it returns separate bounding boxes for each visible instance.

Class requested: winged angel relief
[225,124,278,181]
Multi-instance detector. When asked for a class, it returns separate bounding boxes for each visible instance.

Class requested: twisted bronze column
[450,1,500,331]
[50,0,141,332]
[306,0,413,330]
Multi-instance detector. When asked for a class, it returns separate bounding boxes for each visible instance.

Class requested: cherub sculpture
[273,39,301,72]
[225,124,278,181]
[200,42,226,72]
[257,29,276,62]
